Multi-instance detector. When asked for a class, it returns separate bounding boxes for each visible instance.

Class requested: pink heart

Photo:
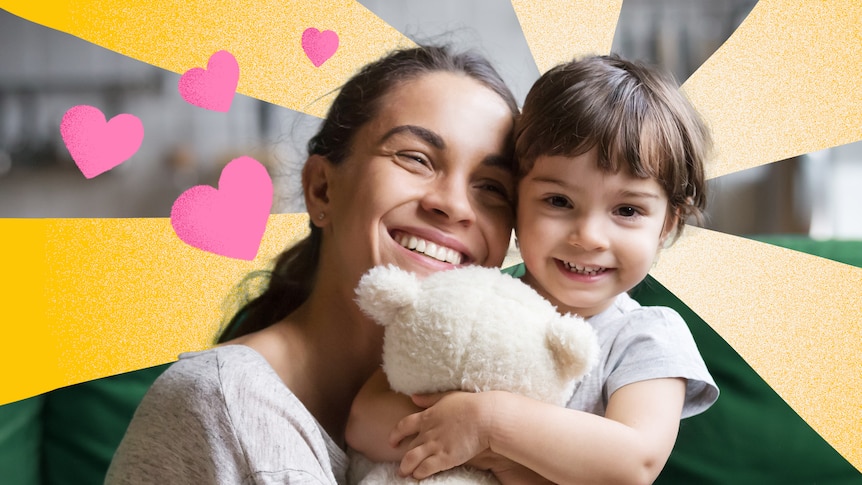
[302,28,339,67]
[170,156,273,261]
[60,105,144,179]
[178,50,239,112]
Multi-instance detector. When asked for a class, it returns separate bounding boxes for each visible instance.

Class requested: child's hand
[390,390,496,480]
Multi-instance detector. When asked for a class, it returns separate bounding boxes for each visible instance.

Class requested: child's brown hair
[514,54,711,241]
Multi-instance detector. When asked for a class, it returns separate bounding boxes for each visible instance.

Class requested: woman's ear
[302,155,333,228]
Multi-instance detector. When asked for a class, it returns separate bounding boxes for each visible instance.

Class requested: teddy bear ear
[545,314,600,381]
[354,265,421,326]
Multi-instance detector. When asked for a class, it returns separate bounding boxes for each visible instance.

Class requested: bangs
[514,54,711,242]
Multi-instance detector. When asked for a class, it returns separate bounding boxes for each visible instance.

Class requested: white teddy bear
[350,265,600,485]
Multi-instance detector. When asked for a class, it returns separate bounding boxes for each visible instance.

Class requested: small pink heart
[178,50,239,112]
[170,156,273,260]
[302,28,339,67]
[60,105,144,179]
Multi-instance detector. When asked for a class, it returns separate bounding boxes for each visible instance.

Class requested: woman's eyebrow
[379,125,445,149]
[483,154,514,172]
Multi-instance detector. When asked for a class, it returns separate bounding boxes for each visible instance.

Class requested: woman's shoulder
[157,345,281,396]
[175,343,273,370]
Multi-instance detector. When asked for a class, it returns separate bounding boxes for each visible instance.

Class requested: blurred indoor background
[1,0,860,240]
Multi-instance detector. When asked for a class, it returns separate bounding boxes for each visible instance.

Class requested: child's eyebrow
[530,177,662,199]
[529,176,569,187]
[378,125,445,149]
[618,189,661,199]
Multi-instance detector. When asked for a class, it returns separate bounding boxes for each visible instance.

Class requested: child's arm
[345,369,420,462]
[394,377,686,485]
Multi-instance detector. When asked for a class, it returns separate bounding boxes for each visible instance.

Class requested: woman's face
[321,71,515,284]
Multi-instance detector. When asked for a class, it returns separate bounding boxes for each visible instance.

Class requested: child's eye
[544,195,572,208]
[615,206,640,217]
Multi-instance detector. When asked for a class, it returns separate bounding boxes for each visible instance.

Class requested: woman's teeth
[396,234,463,264]
[562,261,606,275]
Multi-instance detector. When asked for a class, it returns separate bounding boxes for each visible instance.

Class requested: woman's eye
[397,152,430,166]
[545,195,571,208]
[479,182,510,199]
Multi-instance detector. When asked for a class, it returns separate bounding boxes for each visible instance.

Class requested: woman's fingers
[411,392,446,408]
[389,411,421,448]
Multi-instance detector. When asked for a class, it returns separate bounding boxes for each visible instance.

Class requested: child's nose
[568,215,609,251]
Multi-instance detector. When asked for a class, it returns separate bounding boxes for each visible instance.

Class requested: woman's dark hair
[218,45,518,343]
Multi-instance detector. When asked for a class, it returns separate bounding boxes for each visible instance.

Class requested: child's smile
[557,259,613,279]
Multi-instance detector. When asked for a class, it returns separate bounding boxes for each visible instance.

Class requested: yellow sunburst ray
[651,227,862,470]
[682,0,862,179]
[0,215,310,406]
[0,0,414,118]
[675,2,862,468]
[510,0,622,73]
[0,0,408,401]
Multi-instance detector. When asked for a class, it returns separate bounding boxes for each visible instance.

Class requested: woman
[105,45,519,484]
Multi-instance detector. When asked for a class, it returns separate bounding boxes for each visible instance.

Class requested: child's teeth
[407,236,418,250]
[564,261,603,275]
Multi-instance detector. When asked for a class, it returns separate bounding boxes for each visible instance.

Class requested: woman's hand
[469,449,555,485]
[391,391,498,480]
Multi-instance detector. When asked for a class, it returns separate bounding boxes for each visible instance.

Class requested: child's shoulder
[602,292,685,326]
[587,293,692,347]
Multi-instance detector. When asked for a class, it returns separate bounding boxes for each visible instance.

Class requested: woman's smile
[393,231,466,265]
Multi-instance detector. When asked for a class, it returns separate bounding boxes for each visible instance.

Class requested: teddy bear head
[355,265,599,407]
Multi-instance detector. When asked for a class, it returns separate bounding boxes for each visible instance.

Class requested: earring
[317,212,325,221]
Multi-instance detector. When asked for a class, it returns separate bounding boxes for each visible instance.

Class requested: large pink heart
[170,156,273,260]
[302,28,339,67]
[178,50,239,112]
[60,105,144,179]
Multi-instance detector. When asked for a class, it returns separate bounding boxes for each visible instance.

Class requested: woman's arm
[345,368,421,462]
[394,378,686,485]
[346,370,538,484]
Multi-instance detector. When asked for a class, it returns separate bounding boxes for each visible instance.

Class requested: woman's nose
[420,174,476,225]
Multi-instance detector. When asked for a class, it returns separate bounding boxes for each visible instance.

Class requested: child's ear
[302,155,333,228]
[659,208,680,247]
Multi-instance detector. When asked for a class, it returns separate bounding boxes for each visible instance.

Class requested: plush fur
[350,265,600,485]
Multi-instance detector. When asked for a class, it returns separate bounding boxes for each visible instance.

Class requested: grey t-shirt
[105,345,348,485]
[567,292,719,418]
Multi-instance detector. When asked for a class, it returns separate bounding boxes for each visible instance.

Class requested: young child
[347,54,719,485]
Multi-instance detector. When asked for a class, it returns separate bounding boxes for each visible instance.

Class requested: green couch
[1,236,860,484]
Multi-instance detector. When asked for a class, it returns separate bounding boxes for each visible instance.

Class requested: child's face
[516,148,674,318]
